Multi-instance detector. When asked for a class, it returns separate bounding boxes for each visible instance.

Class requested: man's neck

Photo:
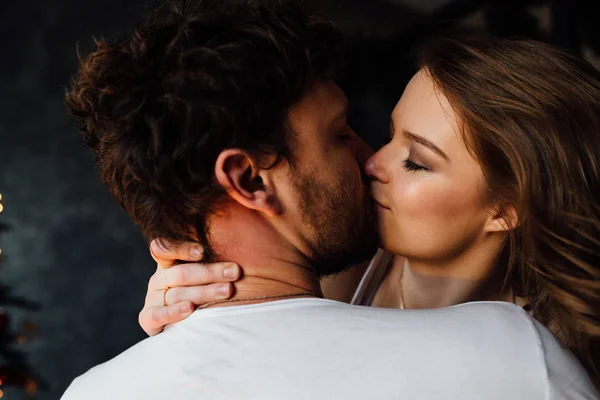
[205,204,322,308]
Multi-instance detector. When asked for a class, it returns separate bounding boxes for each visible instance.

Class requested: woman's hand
[138,239,241,336]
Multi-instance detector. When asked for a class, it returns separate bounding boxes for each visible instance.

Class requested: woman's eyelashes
[383,133,429,172]
[403,158,428,172]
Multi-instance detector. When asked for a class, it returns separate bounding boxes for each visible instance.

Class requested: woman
[139,36,600,385]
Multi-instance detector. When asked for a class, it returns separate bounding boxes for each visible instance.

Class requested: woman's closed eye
[403,158,428,172]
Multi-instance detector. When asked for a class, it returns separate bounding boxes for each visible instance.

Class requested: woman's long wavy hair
[421,35,600,385]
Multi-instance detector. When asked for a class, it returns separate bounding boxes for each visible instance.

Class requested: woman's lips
[372,197,390,210]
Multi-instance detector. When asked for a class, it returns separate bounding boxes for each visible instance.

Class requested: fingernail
[179,303,193,313]
[223,264,240,280]
[189,245,203,259]
[216,284,231,297]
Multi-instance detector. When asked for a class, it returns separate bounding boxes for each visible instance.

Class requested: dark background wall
[0,0,598,398]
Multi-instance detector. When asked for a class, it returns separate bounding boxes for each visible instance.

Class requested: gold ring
[163,287,171,307]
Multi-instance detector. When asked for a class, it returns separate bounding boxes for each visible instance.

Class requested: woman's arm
[138,239,372,335]
[138,239,240,336]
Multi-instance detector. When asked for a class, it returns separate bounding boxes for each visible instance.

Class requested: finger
[162,283,234,306]
[139,301,195,337]
[151,262,240,290]
[150,238,205,267]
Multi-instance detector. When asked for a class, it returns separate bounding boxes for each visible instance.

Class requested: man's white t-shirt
[62,299,598,400]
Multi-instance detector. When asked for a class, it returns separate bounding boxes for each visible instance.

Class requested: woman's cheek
[391,176,433,215]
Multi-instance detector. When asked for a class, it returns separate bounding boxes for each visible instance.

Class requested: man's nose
[353,133,375,166]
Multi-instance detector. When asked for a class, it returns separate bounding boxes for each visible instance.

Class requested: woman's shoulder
[320,258,372,303]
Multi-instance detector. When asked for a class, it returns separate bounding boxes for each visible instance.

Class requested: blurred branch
[0,194,44,398]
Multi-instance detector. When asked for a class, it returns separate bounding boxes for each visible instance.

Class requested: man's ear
[484,202,519,233]
[214,149,280,217]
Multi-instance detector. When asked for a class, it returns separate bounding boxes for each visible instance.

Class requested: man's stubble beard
[295,170,379,278]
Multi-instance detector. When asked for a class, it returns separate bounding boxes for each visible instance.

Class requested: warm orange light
[25,380,38,395]
[0,388,4,398]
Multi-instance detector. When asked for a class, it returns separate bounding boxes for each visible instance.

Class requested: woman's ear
[485,202,519,233]
[214,149,280,217]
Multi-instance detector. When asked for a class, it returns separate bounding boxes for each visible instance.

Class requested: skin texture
[286,82,378,277]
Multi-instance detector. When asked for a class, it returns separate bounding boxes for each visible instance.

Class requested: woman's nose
[364,149,390,184]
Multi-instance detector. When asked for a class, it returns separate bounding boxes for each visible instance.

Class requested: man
[62,0,596,399]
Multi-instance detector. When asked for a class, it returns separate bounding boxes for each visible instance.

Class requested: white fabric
[62,299,598,400]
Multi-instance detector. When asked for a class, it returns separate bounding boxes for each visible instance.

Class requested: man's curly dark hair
[65,0,343,258]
